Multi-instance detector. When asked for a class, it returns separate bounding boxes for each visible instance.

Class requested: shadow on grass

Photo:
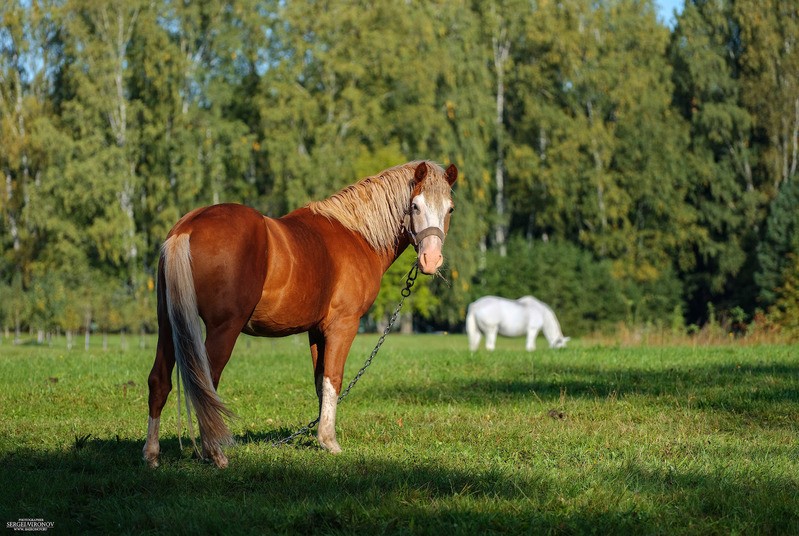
[2,433,798,535]
[371,360,799,418]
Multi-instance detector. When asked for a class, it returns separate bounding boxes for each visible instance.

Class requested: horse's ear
[413,161,428,185]
[445,164,458,186]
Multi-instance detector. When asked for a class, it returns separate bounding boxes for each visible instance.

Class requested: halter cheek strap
[403,213,446,249]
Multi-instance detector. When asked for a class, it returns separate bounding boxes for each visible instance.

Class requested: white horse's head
[550,336,570,349]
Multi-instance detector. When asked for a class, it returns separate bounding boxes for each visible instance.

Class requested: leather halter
[402,211,446,250]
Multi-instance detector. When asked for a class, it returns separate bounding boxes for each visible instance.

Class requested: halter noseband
[402,211,446,250]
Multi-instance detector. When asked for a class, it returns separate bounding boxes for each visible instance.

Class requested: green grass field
[1,333,797,535]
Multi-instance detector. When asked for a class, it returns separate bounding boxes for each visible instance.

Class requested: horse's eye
[448,206,455,214]
[411,203,419,214]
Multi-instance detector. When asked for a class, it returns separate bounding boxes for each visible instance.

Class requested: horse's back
[168,204,268,273]
[244,208,387,336]
[170,203,265,235]
[469,296,533,336]
[471,296,522,316]
[468,296,509,323]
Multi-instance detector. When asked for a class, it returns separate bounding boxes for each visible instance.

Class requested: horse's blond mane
[308,160,450,253]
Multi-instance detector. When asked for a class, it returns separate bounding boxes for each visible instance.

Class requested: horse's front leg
[526,326,540,352]
[308,323,358,454]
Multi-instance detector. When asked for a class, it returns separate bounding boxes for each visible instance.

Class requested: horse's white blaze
[318,376,341,454]
[411,194,452,235]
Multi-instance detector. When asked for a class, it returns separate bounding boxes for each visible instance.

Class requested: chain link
[272,261,419,447]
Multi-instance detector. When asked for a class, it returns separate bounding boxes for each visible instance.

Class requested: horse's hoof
[210,452,229,468]
[318,436,342,454]
[142,446,160,468]
[203,444,229,468]
[143,453,160,468]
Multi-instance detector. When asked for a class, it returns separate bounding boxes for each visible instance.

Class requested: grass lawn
[0,333,797,534]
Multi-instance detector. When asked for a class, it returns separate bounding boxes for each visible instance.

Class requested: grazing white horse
[466,295,570,352]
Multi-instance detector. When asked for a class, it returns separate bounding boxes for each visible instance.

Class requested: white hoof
[318,435,342,454]
[142,449,160,468]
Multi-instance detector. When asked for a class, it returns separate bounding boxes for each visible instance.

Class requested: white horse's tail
[465,305,481,351]
[162,234,234,457]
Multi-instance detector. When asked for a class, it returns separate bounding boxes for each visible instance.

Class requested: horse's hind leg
[467,324,482,352]
[198,323,242,469]
[143,334,175,468]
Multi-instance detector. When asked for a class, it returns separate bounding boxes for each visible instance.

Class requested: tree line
[1,0,798,343]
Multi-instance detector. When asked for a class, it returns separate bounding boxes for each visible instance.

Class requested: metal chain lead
[272,262,419,447]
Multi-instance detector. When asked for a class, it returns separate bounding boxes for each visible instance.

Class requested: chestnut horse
[143,161,457,468]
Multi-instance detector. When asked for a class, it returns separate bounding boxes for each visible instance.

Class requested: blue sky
[656,0,685,27]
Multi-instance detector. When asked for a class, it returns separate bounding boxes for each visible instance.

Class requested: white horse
[466,295,570,352]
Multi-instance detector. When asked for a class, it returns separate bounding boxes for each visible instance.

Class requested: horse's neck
[287,199,411,267]
[308,169,417,242]
[540,307,563,343]
[376,197,414,272]
[383,236,413,273]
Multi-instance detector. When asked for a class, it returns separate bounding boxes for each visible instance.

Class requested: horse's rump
[161,234,235,456]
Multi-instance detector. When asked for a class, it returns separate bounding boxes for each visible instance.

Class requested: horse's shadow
[234,427,321,449]
[43,427,324,469]
[139,426,324,457]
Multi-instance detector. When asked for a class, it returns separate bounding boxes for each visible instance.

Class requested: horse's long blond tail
[162,234,233,457]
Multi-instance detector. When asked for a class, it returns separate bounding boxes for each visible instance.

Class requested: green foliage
[0,273,26,336]
[756,178,799,306]
[670,303,686,335]
[1,0,798,336]
[473,236,626,334]
[473,235,684,335]
[668,0,771,315]
[736,0,799,189]
[766,254,799,338]
[370,249,438,325]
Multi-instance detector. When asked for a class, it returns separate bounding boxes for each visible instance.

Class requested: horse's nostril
[421,252,443,271]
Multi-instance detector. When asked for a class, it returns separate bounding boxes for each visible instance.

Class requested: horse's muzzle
[404,220,446,274]
[417,236,444,274]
